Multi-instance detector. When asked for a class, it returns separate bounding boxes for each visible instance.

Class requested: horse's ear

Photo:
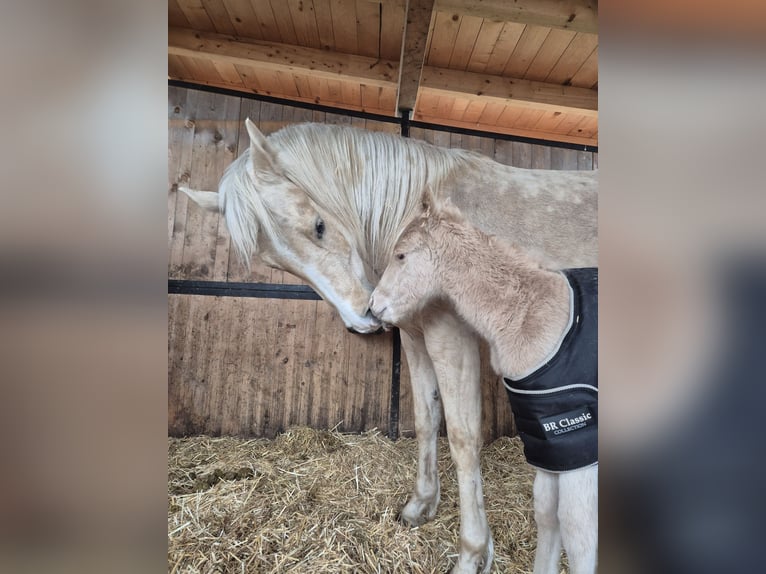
[245,118,279,174]
[179,187,220,212]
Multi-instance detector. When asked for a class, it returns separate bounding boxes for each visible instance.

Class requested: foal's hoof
[398,496,439,527]
[448,536,494,574]
[446,558,490,574]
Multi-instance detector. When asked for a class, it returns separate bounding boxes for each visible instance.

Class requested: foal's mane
[221,122,483,276]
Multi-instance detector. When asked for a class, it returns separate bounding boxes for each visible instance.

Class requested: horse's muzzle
[347,325,385,335]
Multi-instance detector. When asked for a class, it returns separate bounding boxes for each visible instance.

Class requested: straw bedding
[168,427,543,573]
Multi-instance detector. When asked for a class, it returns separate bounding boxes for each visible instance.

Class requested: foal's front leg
[423,311,493,574]
[398,327,442,525]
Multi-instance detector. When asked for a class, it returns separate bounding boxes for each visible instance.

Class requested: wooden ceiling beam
[169,27,597,117]
[168,27,398,89]
[412,111,597,146]
[434,0,598,34]
[396,0,436,114]
[420,65,598,117]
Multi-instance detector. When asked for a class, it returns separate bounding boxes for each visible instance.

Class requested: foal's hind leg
[423,311,493,574]
[558,465,598,574]
[398,327,442,526]
[532,470,562,574]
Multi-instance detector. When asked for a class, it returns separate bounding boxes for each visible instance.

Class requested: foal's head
[369,196,463,325]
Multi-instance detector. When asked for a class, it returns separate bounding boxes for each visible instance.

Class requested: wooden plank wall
[168,86,398,439]
[168,85,597,441]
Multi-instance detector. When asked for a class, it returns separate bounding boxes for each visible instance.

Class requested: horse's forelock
[265,123,470,275]
[219,153,283,268]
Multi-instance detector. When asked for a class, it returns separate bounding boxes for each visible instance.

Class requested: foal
[369,199,598,574]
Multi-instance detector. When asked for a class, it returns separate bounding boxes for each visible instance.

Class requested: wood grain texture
[176,0,216,32]
[502,24,550,79]
[330,0,358,55]
[449,15,483,71]
[420,66,598,116]
[169,0,598,146]
[465,19,507,74]
[168,87,196,273]
[288,0,322,48]
[177,91,239,279]
[211,60,244,87]
[396,0,434,112]
[169,0,192,28]
[434,0,598,34]
[426,11,461,68]
[446,106,593,144]
[355,0,381,58]
[569,45,598,88]
[221,0,261,38]
[545,32,599,85]
[523,28,576,82]
[380,0,406,61]
[168,295,393,437]
[269,0,300,45]
[169,27,399,88]
[483,21,526,75]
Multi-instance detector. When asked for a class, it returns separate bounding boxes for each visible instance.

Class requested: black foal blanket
[503,268,598,472]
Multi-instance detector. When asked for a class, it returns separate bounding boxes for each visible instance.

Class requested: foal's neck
[438,226,571,379]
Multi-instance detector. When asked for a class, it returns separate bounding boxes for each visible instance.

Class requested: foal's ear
[179,187,220,213]
[245,118,280,174]
[421,187,437,217]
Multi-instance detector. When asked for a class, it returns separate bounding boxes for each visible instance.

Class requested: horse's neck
[438,230,571,378]
[439,156,598,269]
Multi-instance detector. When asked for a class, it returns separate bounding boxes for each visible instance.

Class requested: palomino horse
[369,197,598,574]
[181,119,597,574]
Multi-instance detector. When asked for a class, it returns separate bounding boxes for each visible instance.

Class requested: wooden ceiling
[168,0,598,146]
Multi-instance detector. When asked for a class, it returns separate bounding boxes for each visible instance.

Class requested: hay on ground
[168,427,543,573]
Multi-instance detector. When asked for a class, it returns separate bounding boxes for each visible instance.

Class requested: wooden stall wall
[168,85,596,441]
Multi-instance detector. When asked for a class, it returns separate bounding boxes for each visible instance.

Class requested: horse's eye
[396,253,405,261]
[315,218,325,239]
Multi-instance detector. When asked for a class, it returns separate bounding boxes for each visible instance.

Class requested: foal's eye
[315,218,325,239]
[396,253,405,261]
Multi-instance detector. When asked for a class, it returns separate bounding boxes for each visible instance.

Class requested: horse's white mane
[218,153,283,268]
[220,122,484,276]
